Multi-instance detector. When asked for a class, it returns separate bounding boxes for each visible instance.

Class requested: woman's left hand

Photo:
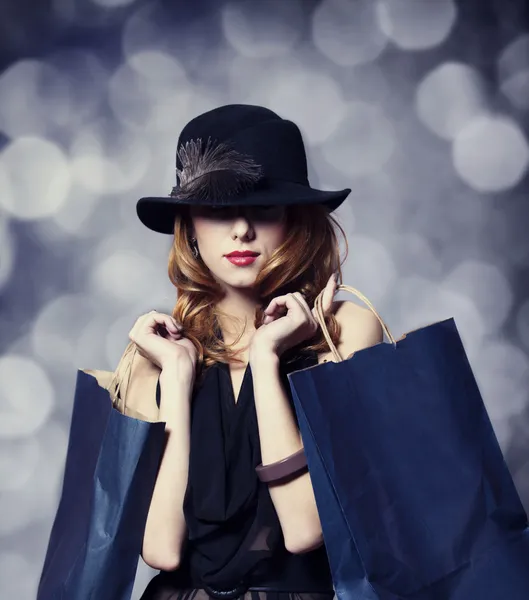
[250,273,338,359]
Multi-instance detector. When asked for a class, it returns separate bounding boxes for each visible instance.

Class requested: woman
[132,104,383,599]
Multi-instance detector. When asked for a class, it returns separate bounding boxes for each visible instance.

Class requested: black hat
[136,104,351,234]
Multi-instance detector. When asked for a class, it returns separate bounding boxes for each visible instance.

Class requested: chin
[229,275,258,287]
[233,279,257,287]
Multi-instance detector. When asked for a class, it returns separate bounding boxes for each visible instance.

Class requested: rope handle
[108,341,139,412]
[313,283,397,363]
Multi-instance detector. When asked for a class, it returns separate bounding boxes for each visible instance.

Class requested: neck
[215,289,261,346]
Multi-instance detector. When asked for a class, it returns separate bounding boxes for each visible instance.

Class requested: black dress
[140,338,334,600]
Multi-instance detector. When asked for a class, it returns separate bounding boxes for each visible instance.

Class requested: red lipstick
[225,250,260,266]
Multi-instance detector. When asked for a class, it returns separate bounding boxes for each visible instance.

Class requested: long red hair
[168,204,349,384]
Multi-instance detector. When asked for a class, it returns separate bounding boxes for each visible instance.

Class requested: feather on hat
[171,137,263,204]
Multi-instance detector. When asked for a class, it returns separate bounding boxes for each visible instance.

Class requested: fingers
[264,274,337,317]
[129,311,183,343]
[291,292,313,322]
[262,298,285,324]
[264,292,313,325]
[148,313,181,336]
[324,272,338,311]
[264,294,291,317]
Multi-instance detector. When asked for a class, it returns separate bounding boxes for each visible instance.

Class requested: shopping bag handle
[313,283,397,362]
[108,341,139,411]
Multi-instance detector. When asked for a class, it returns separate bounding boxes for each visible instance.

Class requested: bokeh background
[1,0,529,597]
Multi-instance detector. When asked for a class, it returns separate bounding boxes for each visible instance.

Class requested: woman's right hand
[128,311,198,376]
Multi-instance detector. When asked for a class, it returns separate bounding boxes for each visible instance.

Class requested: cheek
[196,221,222,245]
[270,223,288,245]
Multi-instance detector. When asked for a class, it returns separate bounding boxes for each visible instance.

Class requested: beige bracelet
[255,448,308,483]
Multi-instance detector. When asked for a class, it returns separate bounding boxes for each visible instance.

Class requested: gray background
[0,0,528,597]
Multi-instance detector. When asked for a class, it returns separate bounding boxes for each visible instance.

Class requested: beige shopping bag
[84,341,162,422]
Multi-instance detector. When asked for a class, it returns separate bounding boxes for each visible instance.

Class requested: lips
[225,252,260,257]
[225,254,258,266]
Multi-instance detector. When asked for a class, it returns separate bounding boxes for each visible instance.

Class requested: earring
[191,238,199,258]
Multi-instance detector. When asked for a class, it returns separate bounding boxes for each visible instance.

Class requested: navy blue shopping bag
[289,285,529,600]
[37,345,166,600]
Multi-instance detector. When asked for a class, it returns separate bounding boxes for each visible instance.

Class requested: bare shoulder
[316,300,384,364]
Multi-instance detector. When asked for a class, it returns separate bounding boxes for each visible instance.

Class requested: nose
[231,209,255,239]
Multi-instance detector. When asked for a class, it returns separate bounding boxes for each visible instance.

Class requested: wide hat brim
[137,180,351,234]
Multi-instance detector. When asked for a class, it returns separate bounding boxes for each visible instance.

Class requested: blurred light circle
[122,2,179,59]
[107,62,156,131]
[108,53,191,134]
[102,290,174,369]
[444,260,513,334]
[0,437,40,491]
[340,235,397,305]
[127,50,188,83]
[423,187,492,254]
[516,299,529,351]
[0,355,54,439]
[70,127,151,194]
[70,132,108,193]
[48,49,109,127]
[480,201,529,270]
[0,209,14,292]
[339,63,393,105]
[498,34,529,111]
[0,137,71,220]
[89,249,161,305]
[221,0,303,58]
[76,276,170,370]
[34,420,69,504]
[337,173,395,234]
[452,115,529,192]
[501,70,529,112]
[88,232,175,313]
[0,553,36,599]
[415,62,488,140]
[31,294,96,369]
[265,70,347,145]
[122,2,220,72]
[0,421,67,535]
[48,184,101,237]
[377,0,457,51]
[322,102,395,177]
[473,340,529,421]
[52,0,118,27]
[0,59,71,138]
[0,487,37,535]
[312,0,388,67]
[75,314,117,369]
[387,232,443,278]
[122,3,165,58]
[392,276,486,359]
